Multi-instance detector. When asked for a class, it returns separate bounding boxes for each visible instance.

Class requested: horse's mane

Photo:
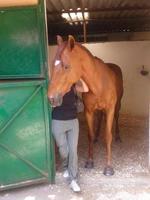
[94,56,104,63]
[76,43,104,64]
[76,43,94,58]
[55,41,104,65]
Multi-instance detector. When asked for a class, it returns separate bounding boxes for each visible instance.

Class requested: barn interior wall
[49,41,150,117]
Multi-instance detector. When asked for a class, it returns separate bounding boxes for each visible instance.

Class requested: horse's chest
[96,100,107,110]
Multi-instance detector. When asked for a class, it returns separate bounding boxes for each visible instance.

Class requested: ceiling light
[70,12,77,21]
[61,13,70,21]
[84,12,89,20]
[77,12,83,20]
[61,9,89,25]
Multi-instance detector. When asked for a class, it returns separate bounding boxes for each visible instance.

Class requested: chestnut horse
[48,35,123,176]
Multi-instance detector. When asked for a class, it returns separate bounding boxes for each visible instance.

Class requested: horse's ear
[68,35,75,51]
[57,35,63,46]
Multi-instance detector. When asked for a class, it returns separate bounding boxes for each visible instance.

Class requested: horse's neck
[77,45,100,94]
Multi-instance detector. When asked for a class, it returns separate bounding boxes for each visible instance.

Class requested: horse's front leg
[94,110,103,143]
[84,109,95,169]
[103,107,115,176]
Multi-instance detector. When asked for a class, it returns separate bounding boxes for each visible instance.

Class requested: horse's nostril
[48,93,63,107]
[48,96,54,104]
[50,98,53,104]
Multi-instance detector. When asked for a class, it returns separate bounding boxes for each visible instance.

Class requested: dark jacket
[52,87,77,120]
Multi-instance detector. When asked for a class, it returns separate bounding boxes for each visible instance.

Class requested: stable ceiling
[46,0,150,44]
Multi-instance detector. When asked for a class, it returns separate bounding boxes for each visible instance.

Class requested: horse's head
[48,35,83,107]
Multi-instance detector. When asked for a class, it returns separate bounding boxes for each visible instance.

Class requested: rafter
[47,6,150,15]
[47,16,150,25]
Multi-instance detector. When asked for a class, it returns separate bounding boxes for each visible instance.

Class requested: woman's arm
[75,79,89,93]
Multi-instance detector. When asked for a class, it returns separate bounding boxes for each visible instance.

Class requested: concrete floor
[0,114,150,200]
[1,172,150,200]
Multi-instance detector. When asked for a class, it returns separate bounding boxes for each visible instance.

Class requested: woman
[51,79,88,192]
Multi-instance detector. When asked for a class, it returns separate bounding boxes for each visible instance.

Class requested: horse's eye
[64,64,70,70]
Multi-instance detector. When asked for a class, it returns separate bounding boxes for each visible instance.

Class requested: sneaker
[63,170,69,178]
[70,180,81,192]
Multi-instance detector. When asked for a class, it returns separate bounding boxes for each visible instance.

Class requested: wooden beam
[83,22,87,43]
[75,0,87,43]
[149,104,150,168]
[48,21,150,34]
[47,6,150,15]
[47,17,150,24]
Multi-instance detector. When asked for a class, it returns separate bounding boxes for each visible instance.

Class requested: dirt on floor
[0,113,150,200]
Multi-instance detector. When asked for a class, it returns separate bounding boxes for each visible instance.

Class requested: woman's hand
[75,79,89,93]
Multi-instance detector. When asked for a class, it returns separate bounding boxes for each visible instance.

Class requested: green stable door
[0,1,47,79]
[0,0,55,190]
[0,81,55,190]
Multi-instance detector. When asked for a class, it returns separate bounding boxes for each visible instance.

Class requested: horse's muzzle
[48,93,63,107]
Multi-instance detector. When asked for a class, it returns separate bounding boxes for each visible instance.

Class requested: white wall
[49,41,150,117]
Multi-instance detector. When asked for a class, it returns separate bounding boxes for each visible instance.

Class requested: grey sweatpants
[52,119,79,181]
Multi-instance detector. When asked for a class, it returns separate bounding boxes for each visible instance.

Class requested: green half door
[0,80,55,190]
[0,0,48,79]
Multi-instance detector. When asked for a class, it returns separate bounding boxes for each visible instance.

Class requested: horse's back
[94,57,122,80]
[106,63,123,80]
[94,57,123,98]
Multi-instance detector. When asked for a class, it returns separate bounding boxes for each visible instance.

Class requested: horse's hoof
[103,166,114,176]
[85,160,94,169]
